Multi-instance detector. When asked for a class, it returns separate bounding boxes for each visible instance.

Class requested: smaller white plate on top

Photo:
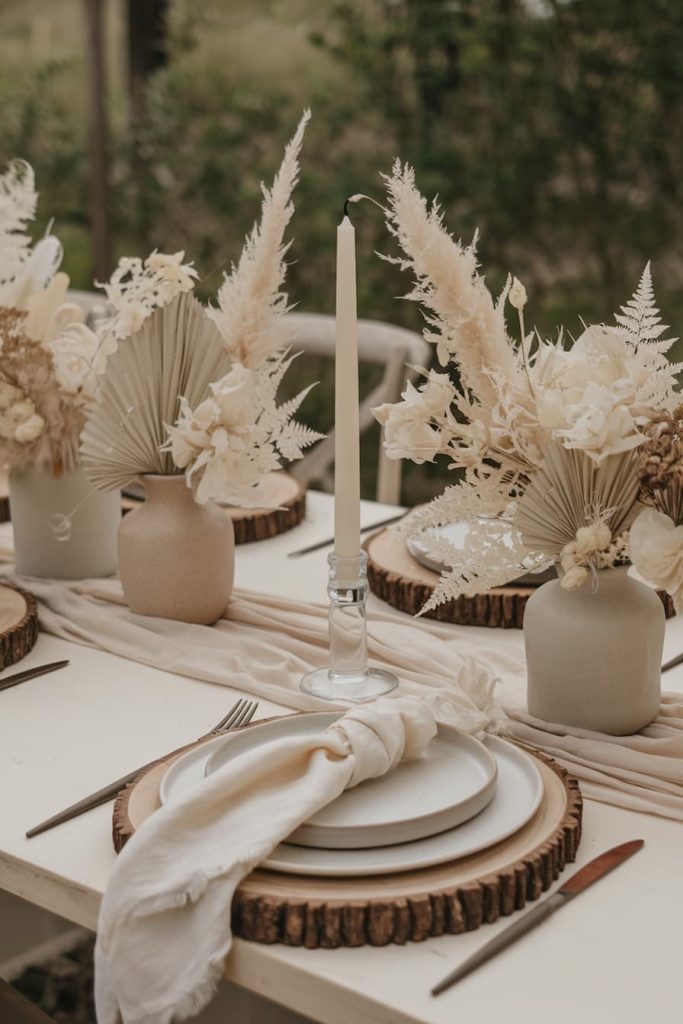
[203,713,497,849]
[159,732,542,877]
[266,736,542,876]
[408,519,554,586]
[160,713,497,850]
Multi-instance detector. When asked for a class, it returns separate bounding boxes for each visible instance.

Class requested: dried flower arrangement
[0,161,102,473]
[629,407,683,609]
[373,162,679,612]
[81,111,323,507]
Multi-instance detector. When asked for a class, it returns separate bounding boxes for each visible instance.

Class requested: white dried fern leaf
[612,263,681,406]
[208,110,310,368]
[0,160,38,299]
[80,292,232,490]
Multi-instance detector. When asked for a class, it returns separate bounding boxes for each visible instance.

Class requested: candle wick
[343,197,351,220]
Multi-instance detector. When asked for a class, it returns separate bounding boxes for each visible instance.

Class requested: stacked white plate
[159,713,543,877]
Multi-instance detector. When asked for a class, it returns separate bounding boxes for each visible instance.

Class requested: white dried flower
[374,378,445,464]
[14,413,45,443]
[165,355,322,507]
[575,522,612,558]
[0,381,23,410]
[99,250,198,343]
[48,322,100,398]
[629,507,683,611]
[509,277,527,311]
[561,565,589,590]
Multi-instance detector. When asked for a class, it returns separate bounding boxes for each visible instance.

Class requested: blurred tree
[83,0,111,279]
[126,0,169,123]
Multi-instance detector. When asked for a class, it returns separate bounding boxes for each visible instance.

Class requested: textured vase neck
[568,563,631,599]
[142,474,196,507]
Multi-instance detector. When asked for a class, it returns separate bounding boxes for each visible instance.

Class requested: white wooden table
[0,492,681,1024]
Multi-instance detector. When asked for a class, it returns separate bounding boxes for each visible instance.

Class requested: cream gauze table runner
[5,563,683,821]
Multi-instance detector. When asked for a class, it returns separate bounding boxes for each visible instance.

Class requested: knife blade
[0,660,69,693]
[431,839,644,996]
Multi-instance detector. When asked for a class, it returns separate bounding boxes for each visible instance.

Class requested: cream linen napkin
[94,696,436,1024]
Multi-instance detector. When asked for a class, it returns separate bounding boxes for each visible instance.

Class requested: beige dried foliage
[0,307,84,471]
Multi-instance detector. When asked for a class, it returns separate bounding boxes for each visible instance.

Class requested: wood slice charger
[122,471,306,545]
[0,471,9,524]
[0,584,39,668]
[113,717,582,949]
[366,526,676,628]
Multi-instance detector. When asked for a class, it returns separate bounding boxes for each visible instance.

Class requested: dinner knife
[0,660,69,693]
[431,838,645,996]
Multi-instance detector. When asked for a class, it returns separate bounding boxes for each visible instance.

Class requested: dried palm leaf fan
[513,443,641,556]
[80,292,232,490]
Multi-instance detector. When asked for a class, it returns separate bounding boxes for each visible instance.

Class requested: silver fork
[26,698,259,839]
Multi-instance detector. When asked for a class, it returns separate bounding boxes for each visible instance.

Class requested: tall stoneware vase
[9,464,120,579]
[524,566,663,735]
[118,474,234,624]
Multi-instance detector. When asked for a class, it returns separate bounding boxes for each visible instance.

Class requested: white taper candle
[334,214,361,563]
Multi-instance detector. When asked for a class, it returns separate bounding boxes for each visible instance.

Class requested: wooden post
[83,0,111,282]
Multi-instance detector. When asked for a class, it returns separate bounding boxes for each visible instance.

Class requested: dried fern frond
[80,292,233,490]
[612,263,681,406]
[0,161,38,301]
[208,110,310,368]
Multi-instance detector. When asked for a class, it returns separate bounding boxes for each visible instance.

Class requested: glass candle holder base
[300,551,399,703]
[301,666,398,703]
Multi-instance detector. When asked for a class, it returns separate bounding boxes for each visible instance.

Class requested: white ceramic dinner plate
[160,713,498,850]
[203,712,497,849]
[159,723,542,876]
[265,736,542,876]
[407,520,554,586]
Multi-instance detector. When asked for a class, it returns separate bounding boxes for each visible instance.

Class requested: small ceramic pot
[118,474,234,624]
[9,464,120,579]
[524,566,663,735]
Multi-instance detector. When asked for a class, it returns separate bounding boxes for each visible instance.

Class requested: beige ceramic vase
[118,474,234,624]
[9,464,120,579]
[524,566,664,735]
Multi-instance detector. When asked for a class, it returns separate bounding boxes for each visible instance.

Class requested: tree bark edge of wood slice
[112,725,582,948]
[227,476,306,545]
[365,528,676,628]
[0,585,39,669]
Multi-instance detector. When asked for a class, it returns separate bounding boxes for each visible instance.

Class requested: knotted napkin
[94,695,436,1024]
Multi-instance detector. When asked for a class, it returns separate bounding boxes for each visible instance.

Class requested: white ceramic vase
[524,566,663,735]
[9,464,120,579]
[118,474,234,624]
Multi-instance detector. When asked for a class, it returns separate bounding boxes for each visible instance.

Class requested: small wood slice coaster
[0,472,9,524]
[225,472,306,545]
[0,584,39,668]
[366,527,676,628]
[113,723,582,948]
[122,472,306,545]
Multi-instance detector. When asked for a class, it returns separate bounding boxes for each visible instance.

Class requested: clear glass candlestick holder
[300,551,398,702]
